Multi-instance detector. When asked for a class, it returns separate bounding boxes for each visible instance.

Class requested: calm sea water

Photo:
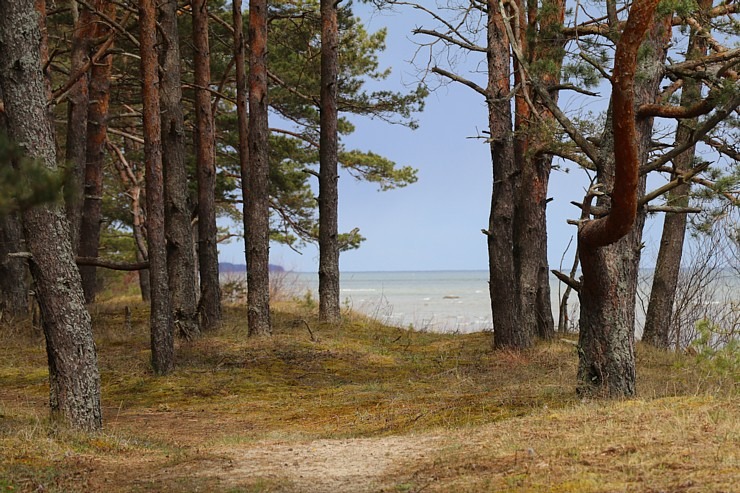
[263,270,739,335]
[281,270,566,333]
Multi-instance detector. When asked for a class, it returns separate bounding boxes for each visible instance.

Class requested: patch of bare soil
[204,434,444,492]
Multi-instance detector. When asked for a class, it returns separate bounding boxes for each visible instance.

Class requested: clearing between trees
[1,301,737,492]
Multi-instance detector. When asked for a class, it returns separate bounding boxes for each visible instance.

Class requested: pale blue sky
[218,3,664,272]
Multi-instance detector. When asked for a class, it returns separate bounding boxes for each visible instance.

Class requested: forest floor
[0,299,738,492]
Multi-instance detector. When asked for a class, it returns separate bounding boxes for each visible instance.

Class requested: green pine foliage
[0,134,68,217]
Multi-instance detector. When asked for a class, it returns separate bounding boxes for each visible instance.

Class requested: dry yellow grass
[0,301,737,492]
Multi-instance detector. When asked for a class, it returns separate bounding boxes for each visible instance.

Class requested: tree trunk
[137,247,151,302]
[232,0,254,327]
[192,0,222,331]
[0,94,29,320]
[486,2,522,348]
[140,0,173,375]
[0,212,29,320]
[160,0,199,339]
[577,1,665,397]
[642,0,710,349]
[63,1,93,253]
[246,0,272,336]
[0,0,102,430]
[485,1,566,348]
[318,0,341,324]
[78,0,115,303]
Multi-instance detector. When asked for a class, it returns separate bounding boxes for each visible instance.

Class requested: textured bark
[318,0,341,324]
[160,0,199,339]
[0,96,29,320]
[78,0,115,303]
[486,2,521,348]
[246,0,272,336]
[642,0,711,350]
[0,213,29,320]
[192,0,222,331]
[512,0,565,342]
[140,0,173,375]
[577,1,665,397]
[233,0,253,325]
[486,1,564,348]
[0,0,102,430]
[64,2,93,253]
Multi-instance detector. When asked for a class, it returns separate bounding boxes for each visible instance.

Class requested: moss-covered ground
[0,300,737,492]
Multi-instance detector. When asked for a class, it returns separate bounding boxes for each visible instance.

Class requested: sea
[262,270,574,333]
[250,269,739,335]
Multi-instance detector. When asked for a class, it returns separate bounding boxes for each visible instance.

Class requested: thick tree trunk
[0,213,29,320]
[192,0,222,331]
[318,0,341,324]
[0,0,102,430]
[140,0,173,375]
[78,0,115,303]
[246,0,272,336]
[486,2,523,348]
[486,1,565,347]
[160,0,199,339]
[642,1,710,349]
[577,2,666,397]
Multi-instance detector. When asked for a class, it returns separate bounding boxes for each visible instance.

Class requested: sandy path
[207,434,443,492]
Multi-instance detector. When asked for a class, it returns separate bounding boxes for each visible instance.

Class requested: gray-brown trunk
[486,5,531,349]
[192,0,222,331]
[0,0,102,430]
[160,0,199,339]
[140,0,174,375]
[0,212,30,320]
[642,4,708,349]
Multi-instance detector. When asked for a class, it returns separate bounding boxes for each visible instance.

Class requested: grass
[0,300,737,492]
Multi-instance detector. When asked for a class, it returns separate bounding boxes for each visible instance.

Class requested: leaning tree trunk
[160,0,199,339]
[78,0,115,303]
[140,0,173,375]
[318,0,341,324]
[486,2,522,348]
[0,0,102,430]
[246,0,272,336]
[192,0,222,331]
[642,0,710,350]
[577,1,666,397]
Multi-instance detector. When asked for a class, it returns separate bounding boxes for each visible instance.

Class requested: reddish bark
[579,0,662,249]
[246,0,272,336]
[318,0,341,324]
[79,0,116,303]
[139,0,173,375]
[577,0,665,397]
[64,4,94,252]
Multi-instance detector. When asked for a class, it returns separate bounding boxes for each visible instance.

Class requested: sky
[218,2,665,273]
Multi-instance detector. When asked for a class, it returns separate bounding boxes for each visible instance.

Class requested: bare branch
[431,66,488,98]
